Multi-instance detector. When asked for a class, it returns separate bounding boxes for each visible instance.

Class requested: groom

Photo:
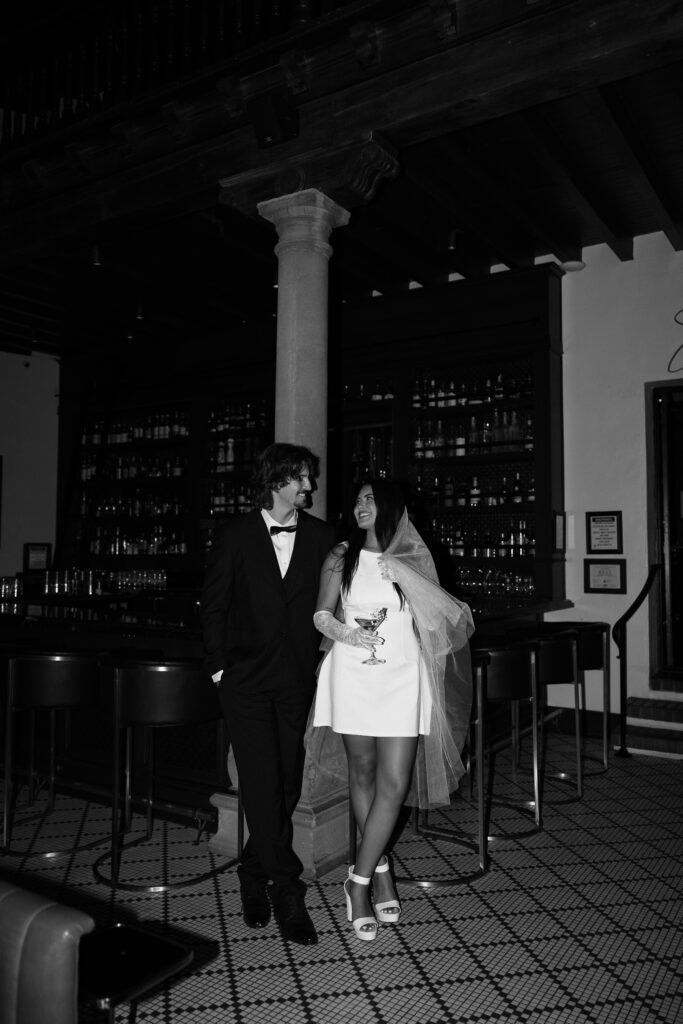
[202,442,336,945]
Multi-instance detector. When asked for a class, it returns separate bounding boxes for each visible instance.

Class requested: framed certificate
[23,542,52,572]
[586,511,623,554]
[584,558,626,594]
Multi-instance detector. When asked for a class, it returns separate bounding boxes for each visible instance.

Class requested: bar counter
[0,588,573,835]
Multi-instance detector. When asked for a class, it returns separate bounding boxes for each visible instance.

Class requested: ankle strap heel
[344,866,378,941]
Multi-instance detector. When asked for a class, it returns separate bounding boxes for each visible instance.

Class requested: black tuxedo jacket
[201,508,336,691]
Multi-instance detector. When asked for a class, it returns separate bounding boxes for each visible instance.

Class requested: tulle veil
[304,510,474,809]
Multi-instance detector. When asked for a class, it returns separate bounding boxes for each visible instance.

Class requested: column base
[208,786,351,881]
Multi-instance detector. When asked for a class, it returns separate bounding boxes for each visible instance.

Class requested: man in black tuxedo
[202,442,336,945]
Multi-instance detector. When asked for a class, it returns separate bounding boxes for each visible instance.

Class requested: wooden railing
[0,0,394,153]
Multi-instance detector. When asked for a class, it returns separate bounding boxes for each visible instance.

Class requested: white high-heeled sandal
[373,856,401,924]
[344,867,379,941]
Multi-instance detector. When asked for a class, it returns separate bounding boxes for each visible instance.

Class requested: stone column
[258,188,349,519]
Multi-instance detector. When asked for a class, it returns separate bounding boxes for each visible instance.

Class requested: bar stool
[508,627,582,802]
[515,621,610,773]
[2,652,103,855]
[402,639,540,887]
[92,658,240,891]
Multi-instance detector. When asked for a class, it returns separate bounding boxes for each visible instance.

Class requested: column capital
[258,188,350,258]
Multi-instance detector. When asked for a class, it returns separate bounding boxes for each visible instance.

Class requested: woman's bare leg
[343,734,418,921]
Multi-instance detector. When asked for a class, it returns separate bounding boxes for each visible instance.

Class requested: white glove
[313,610,383,650]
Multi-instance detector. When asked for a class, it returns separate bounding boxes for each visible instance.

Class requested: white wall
[0,351,60,576]
[548,232,683,710]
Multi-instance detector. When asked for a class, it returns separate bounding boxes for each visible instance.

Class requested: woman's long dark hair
[342,479,405,606]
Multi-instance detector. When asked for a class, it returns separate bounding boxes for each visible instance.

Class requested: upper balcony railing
[0,0,402,154]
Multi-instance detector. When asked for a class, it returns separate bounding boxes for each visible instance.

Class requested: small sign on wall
[586,511,623,554]
[584,558,626,594]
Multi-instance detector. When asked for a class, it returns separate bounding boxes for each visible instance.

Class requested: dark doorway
[650,384,683,679]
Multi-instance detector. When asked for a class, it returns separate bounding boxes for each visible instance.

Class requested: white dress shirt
[261,508,298,578]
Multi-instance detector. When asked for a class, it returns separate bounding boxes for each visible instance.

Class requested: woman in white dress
[312,481,474,942]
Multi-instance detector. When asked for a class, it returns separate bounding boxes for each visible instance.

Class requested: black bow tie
[270,524,297,535]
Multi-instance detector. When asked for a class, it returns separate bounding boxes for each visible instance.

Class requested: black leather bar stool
[2,652,103,855]
[92,658,240,891]
[402,639,540,887]
[508,627,582,801]
[513,621,610,773]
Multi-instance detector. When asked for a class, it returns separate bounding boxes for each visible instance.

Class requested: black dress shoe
[272,888,318,945]
[241,889,271,929]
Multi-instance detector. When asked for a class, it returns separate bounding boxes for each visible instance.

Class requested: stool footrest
[92,840,237,892]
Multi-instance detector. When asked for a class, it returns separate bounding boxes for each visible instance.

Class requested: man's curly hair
[251,442,320,510]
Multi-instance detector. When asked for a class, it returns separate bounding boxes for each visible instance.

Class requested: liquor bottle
[436,381,447,408]
[453,530,465,557]
[523,416,534,451]
[456,481,468,508]
[469,530,482,558]
[430,475,441,504]
[497,531,509,558]
[457,383,468,407]
[412,378,422,407]
[371,380,383,401]
[511,472,523,504]
[423,424,435,459]
[225,437,235,472]
[455,421,466,457]
[384,381,395,400]
[467,416,480,454]
[507,376,521,401]
[526,476,536,503]
[482,531,496,559]
[494,372,505,400]
[446,380,457,407]
[481,418,493,448]
[492,409,504,449]
[482,480,497,507]
[483,378,494,403]
[443,475,455,508]
[468,475,481,507]
[413,424,424,459]
[507,410,522,448]
[469,382,482,405]
[515,520,528,557]
[434,420,445,453]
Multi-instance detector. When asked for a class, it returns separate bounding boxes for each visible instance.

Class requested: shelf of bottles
[202,396,274,553]
[409,358,539,608]
[78,404,193,563]
[341,377,396,494]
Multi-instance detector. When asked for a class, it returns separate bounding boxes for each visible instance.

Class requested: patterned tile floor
[1,737,682,1024]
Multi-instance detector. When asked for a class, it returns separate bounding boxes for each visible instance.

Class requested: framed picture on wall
[23,542,52,572]
[586,511,623,554]
[584,558,626,594]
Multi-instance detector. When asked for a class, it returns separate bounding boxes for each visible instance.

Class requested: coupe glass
[354,607,387,665]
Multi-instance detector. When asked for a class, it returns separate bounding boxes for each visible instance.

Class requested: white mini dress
[313,549,431,737]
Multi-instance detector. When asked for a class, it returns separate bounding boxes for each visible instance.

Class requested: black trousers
[219,680,313,895]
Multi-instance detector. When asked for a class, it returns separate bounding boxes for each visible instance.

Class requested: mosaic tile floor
[1,737,682,1024]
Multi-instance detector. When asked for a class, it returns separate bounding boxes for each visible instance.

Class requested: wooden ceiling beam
[508,110,634,261]
[580,86,683,251]
[1,0,681,260]
[403,153,533,271]
[436,135,582,265]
